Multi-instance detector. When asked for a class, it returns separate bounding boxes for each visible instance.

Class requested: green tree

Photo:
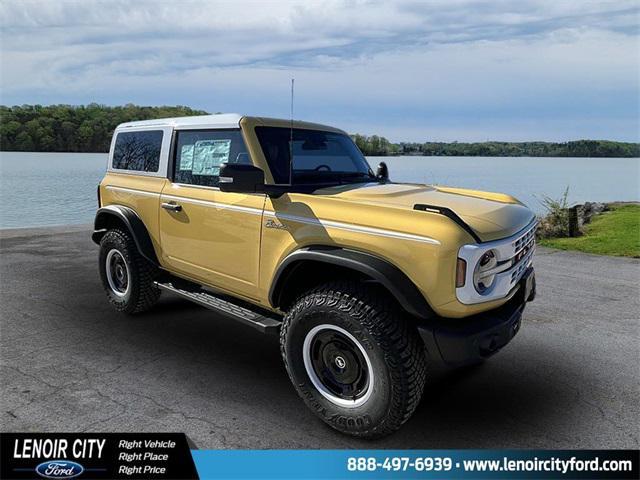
[0,104,208,152]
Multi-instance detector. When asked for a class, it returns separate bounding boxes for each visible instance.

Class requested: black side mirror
[219,163,265,193]
[376,161,389,182]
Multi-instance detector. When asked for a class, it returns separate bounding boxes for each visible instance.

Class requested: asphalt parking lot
[1,227,638,449]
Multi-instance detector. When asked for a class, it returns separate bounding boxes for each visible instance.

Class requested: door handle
[161,202,182,212]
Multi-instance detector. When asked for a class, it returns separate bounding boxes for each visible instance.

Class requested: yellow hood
[318,183,536,242]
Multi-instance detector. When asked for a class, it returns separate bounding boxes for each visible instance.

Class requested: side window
[174,129,250,187]
[112,130,163,172]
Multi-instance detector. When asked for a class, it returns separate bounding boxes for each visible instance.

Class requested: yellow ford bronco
[93,114,536,438]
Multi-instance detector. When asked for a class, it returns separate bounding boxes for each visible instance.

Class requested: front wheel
[280,282,427,438]
[98,228,160,314]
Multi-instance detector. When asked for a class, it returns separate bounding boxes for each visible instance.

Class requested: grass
[539,204,640,258]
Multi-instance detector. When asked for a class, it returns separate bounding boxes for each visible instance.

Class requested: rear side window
[112,130,163,172]
[173,129,250,187]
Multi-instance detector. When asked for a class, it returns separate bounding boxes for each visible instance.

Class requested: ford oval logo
[35,460,84,479]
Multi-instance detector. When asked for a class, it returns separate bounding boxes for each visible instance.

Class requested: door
[159,128,265,300]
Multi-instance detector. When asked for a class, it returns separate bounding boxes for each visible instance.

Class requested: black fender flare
[269,246,435,319]
[92,205,159,265]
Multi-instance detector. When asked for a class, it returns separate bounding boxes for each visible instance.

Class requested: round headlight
[474,249,498,294]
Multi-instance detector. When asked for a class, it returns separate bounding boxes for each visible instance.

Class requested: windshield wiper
[340,172,373,177]
[338,172,377,183]
[291,171,375,186]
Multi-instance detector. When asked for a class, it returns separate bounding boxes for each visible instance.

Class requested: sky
[1,0,639,142]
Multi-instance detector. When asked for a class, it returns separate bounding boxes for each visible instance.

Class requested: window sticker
[192,139,231,176]
[179,145,194,170]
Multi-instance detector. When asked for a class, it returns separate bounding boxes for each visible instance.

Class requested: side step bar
[154,281,282,334]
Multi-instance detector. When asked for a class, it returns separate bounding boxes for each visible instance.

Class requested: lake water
[0,152,638,228]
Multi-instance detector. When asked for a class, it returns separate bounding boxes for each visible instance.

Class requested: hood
[317,183,536,242]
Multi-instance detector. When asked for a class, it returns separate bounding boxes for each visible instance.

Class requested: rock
[577,202,607,227]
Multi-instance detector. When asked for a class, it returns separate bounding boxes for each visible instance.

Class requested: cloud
[1,0,638,141]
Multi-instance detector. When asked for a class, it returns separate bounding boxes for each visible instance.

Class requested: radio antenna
[289,78,294,185]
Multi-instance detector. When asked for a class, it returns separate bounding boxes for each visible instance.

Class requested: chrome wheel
[105,249,130,298]
[302,324,374,408]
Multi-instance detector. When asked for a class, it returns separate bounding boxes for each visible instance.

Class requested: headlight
[473,249,498,294]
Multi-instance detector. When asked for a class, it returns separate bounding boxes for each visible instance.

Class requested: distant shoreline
[351,136,640,158]
[1,150,638,159]
[2,104,639,158]
[368,153,640,159]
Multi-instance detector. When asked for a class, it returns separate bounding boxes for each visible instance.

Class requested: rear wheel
[280,281,427,438]
[99,229,160,314]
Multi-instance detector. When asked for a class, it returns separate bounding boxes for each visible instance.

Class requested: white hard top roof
[117,113,243,130]
[116,113,345,134]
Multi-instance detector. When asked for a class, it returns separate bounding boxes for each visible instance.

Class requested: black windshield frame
[255,126,375,186]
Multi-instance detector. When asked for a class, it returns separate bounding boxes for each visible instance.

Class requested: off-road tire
[99,228,160,314]
[280,281,427,438]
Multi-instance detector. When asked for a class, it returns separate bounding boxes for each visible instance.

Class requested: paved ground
[1,227,638,449]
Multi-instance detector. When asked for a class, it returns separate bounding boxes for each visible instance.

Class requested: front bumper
[418,267,535,367]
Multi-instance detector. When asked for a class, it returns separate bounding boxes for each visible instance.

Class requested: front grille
[509,221,537,284]
[513,222,536,254]
[511,247,534,283]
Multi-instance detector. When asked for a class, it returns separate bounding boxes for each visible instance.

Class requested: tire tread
[99,229,160,314]
[280,281,427,438]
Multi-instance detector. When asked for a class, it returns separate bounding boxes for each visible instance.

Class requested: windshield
[255,126,374,185]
